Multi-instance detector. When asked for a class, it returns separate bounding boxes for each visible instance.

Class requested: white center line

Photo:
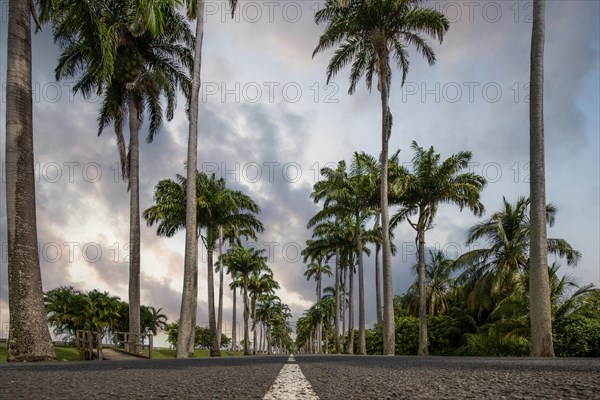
[263,355,320,400]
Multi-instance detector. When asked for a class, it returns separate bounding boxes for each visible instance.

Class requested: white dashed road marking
[263,355,320,400]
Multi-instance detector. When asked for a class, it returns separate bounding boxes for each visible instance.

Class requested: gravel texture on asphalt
[0,355,286,399]
[2,355,599,399]
[296,355,600,400]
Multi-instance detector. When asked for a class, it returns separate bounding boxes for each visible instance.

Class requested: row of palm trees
[311,0,554,356]
[298,192,592,355]
[44,286,168,341]
[5,0,553,360]
[143,171,293,355]
[297,142,486,354]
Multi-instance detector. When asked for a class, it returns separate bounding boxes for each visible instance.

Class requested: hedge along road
[1,355,599,399]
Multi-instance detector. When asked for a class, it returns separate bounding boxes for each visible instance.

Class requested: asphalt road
[1,355,599,399]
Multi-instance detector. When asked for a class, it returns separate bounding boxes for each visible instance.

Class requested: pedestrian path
[101,348,145,361]
[263,355,320,400]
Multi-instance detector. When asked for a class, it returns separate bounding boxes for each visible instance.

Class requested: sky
[0,0,599,345]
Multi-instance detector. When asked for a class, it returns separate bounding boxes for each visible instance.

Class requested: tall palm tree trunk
[217,227,224,349]
[357,236,366,354]
[334,247,341,353]
[243,285,250,355]
[267,325,273,355]
[529,0,554,358]
[374,213,383,325]
[252,296,257,355]
[342,264,347,351]
[379,55,395,356]
[417,224,429,356]
[347,264,354,354]
[178,0,205,359]
[231,272,237,351]
[207,247,220,356]
[316,269,322,354]
[128,97,141,352]
[5,0,55,362]
[188,245,198,355]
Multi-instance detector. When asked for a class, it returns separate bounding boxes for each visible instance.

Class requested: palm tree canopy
[143,172,264,245]
[392,141,487,232]
[456,197,581,318]
[221,246,269,284]
[47,0,193,180]
[405,250,455,316]
[303,262,333,283]
[313,0,449,93]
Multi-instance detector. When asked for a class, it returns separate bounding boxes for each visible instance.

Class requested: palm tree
[403,250,455,317]
[317,294,337,354]
[475,263,596,353]
[392,142,486,355]
[309,160,348,353]
[301,254,333,354]
[45,286,88,340]
[528,0,554,357]
[313,0,449,354]
[306,222,346,353]
[197,174,263,356]
[248,271,279,354]
[456,197,581,321]
[257,292,288,354]
[221,246,268,355]
[309,155,380,354]
[144,172,263,356]
[179,0,239,359]
[201,175,263,356]
[141,306,168,335]
[5,0,56,362]
[267,301,293,354]
[218,224,260,351]
[50,0,192,348]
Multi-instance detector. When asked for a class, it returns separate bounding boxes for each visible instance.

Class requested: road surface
[1,355,598,399]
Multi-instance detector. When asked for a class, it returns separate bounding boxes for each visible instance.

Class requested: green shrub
[554,315,600,357]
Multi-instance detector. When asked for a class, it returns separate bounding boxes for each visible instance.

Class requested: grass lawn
[151,348,244,359]
[0,343,82,363]
[0,343,243,362]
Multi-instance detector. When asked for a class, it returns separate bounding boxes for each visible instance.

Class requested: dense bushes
[554,315,600,357]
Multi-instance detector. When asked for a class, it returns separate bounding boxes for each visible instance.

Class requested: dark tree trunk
[417,222,429,356]
[316,268,321,354]
[252,295,257,355]
[357,236,366,354]
[207,247,221,356]
[334,247,341,353]
[231,272,237,351]
[529,0,554,357]
[243,284,250,355]
[6,0,55,362]
[217,227,224,349]
[374,213,383,325]
[128,97,141,352]
[347,263,354,355]
[341,263,347,352]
